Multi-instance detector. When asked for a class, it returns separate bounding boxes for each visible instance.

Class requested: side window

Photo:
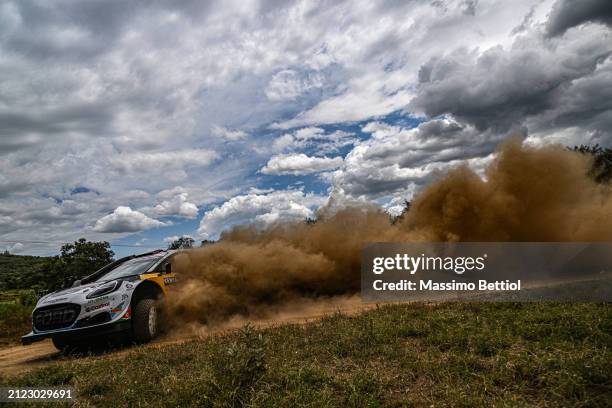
[156,255,175,275]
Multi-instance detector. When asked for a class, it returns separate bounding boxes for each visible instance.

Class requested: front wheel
[132,299,159,343]
[52,336,71,351]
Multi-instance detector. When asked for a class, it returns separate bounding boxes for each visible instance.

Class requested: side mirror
[72,279,82,287]
[164,263,172,274]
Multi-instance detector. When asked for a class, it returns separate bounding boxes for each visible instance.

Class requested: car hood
[32,279,138,333]
[38,281,112,304]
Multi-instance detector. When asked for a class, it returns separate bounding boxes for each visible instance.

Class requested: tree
[571,144,612,184]
[168,236,195,250]
[60,238,114,268]
[40,238,114,291]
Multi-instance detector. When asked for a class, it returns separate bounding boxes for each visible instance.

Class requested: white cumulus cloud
[93,206,167,233]
[271,127,358,154]
[153,193,198,218]
[211,125,248,141]
[261,153,343,175]
[198,190,326,239]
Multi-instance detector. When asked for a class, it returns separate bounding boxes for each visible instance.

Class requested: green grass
[1,302,611,407]
[0,289,35,345]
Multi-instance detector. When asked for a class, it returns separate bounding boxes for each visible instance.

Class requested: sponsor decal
[121,307,132,320]
[111,302,125,314]
[164,277,177,285]
[85,302,109,313]
[86,295,111,304]
[125,283,134,289]
[121,294,129,300]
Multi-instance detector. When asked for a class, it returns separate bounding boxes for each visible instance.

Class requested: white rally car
[22,249,178,351]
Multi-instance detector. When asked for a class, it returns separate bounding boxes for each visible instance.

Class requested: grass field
[1,302,610,407]
[0,289,35,345]
[0,253,47,345]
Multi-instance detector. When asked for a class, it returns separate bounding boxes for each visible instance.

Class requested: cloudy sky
[1,0,611,256]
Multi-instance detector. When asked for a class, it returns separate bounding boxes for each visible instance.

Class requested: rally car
[21,249,178,351]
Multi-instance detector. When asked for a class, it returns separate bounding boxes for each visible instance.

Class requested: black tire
[132,298,159,343]
[52,336,69,351]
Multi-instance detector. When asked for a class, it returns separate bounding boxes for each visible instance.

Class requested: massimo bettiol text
[360,243,612,302]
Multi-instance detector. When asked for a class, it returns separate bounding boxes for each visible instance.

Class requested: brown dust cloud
[165,140,612,328]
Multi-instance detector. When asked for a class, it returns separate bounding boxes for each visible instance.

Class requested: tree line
[0,236,212,292]
[0,239,114,292]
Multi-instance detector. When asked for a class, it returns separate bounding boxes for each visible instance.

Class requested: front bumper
[22,320,132,345]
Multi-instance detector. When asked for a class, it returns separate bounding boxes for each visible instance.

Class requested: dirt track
[0,295,378,378]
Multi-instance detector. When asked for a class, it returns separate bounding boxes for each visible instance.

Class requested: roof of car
[123,254,163,262]
[81,249,175,284]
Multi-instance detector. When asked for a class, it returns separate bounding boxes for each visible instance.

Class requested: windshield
[96,257,159,282]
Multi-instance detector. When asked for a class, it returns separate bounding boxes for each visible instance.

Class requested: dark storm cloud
[0,104,112,136]
[0,181,31,199]
[544,61,612,141]
[2,0,216,61]
[363,120,496,168]
[410,31,612,136]
[0,104,114,156]
[2,0,135,60]
[547,0,612,37]
[393,119,506,168]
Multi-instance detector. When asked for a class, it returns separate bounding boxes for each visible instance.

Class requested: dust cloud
[165,140,612,326]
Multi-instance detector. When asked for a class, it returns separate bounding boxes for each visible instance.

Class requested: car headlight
[86,280,120,299]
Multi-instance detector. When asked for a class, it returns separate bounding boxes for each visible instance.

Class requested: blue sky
[110,113,423,257]
[1,0,611,257]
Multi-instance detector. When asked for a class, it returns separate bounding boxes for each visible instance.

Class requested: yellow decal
[138,273,177,295]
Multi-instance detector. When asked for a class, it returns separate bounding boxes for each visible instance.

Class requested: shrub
[208,324,267,407]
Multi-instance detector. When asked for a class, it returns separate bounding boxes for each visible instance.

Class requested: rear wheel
[132,298,159,343]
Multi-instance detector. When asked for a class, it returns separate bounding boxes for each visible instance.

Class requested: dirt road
[0,340,60,377]
[0,295,378,378]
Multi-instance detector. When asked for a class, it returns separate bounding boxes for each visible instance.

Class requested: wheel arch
[131,280,164,308]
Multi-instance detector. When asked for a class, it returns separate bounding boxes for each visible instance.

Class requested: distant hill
[0,254,50,291]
